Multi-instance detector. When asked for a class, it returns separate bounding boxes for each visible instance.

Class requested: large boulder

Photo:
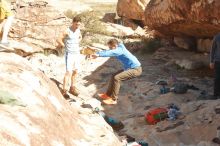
[0,40,44,57]
[0,52,122,146]
[104,23,135,36]
[103,22,150,38]
[144,0,220,38]
[117,0,150,21]
[11,1,70,50]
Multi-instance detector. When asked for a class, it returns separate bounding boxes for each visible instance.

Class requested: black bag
[173,83,188,94]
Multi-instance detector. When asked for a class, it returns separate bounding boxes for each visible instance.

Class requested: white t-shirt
[64,27,81,53]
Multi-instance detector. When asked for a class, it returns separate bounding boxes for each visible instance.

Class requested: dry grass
[90,4,116,14]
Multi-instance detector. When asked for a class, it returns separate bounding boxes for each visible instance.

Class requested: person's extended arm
[96,47,123,57]
[210,37,217,69]
[56,30,67,48]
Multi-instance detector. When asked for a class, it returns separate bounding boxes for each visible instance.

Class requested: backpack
[173,83,188,94]
[145,108,168,125]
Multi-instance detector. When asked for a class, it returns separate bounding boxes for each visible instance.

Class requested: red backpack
[145,108,168,125]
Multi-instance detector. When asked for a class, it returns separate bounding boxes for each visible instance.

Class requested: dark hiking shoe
[69,86,79,96]
[61,89,69,99]
[212,137,220,144]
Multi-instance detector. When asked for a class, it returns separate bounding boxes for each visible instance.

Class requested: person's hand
[90,54,99,59]
[56,43,64,49]
[210,63,214,69]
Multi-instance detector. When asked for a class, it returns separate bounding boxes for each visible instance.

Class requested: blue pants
[214,61,220,97]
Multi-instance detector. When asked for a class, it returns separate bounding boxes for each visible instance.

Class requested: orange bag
[145,108,168,125]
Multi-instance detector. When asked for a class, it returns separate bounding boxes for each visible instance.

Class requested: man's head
[72,16,81,29]
[107,39,119,49]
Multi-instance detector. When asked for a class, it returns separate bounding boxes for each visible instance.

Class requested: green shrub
[64,10,111,46]
[77,11,110,37]
[0,89,25,106]
[90,4,116,14]
[64,9,77,19]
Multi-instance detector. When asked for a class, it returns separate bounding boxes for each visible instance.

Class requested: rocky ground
[28,45,220,146]
[95,50,219,146]
[1,0,220,145]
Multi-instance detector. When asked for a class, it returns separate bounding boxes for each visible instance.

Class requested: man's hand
[56,31,67,49]
[56,43,64,49]
[210,63,215,69]
[90,54,99,59]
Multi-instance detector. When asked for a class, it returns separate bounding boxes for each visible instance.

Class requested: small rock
[144,106,151,110]
[127,114,136,118]
[175,59,205,70]
[81,104,93,109]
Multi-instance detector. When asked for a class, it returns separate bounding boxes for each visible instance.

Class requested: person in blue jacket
[210,33,220,99]
[92,39,142,105]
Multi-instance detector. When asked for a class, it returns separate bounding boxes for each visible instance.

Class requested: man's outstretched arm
[56,30,67,48]
[96,48,123,57]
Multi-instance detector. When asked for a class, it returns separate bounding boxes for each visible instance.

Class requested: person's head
[72,16,81,29]
[107,39,119,49]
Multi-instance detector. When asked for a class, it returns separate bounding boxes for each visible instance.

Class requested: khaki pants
[106,66,142,100]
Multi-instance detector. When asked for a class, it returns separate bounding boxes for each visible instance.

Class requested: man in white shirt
[57,16,82,96]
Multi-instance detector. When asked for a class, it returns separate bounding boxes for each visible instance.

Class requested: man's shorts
[65,52,81,72]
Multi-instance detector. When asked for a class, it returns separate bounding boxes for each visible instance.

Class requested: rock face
[103,22,150,38]
[102,13,116,23]
[105,23,135,36]
[1,40,44,57]
[174,37,196,50]
[197,39,213,53]
[117,0,150,21]
[121,17,139,30]
[0,53,122,146]
[144,0,220,38]
[11,1,70,50]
